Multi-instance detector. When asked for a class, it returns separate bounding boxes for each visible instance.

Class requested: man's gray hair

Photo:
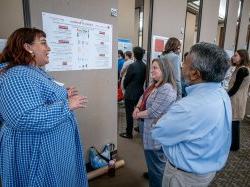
[189,42,230,82]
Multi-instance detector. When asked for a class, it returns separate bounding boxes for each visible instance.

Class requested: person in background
[161,37,182,99]
[120,51,134,94]
[120,47,146,139]
[222,57,236,90]
[118,50,125,79]
[152,42,231,187]
[181,52,189,97]
[0,28,88,186]
[228,49,250,151]
[133,57,177,187]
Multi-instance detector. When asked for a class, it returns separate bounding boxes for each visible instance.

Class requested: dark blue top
[118,58,125,78]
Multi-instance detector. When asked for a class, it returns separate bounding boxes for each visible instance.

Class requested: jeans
[144,148,166,187]
[138,119,144,138]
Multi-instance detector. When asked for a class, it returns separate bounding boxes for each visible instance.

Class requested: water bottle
[108,159,116,177]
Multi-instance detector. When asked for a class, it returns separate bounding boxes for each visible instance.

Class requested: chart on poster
[42,12,112,71]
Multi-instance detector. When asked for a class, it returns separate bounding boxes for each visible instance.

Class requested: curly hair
[0,27,46,71]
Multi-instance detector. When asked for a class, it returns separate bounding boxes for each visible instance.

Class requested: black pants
[124,98,138,136]
[230,121,240,151]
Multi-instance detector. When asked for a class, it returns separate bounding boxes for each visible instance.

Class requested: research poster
[42,12,113,71]
[151,35,169,59]
[118,38,132,53]
[151,35,183,62]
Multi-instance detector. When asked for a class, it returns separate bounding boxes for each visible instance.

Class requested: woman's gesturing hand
[69,95,88,110]
[67,87,79,98]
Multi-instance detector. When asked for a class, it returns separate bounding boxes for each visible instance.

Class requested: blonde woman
[133,57,177,187]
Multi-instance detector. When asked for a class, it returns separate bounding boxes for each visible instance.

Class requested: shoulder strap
[91,146,110,162]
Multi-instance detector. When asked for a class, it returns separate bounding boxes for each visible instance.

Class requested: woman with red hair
[0,28,88,186]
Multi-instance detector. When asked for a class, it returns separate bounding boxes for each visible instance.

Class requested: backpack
[89,143,115,169]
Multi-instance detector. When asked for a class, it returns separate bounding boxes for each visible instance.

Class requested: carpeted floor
[211,96,250,186]
[210,123,250,186]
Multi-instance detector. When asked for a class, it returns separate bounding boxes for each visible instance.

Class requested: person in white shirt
[120,51,134,94]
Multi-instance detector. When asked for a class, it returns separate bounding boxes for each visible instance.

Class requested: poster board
[151,35,183,63]
[118,38,132,53]
[151,35,169,59]
[42,12,113,71]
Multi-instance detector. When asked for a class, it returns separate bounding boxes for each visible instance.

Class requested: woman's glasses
[31,40,48,46]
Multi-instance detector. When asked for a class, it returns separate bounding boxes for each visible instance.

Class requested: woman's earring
[29,51,35,57]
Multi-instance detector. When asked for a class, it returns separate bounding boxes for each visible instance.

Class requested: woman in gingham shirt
[0,28,88,186]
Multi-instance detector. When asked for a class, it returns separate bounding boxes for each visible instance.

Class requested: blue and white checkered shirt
[143,83,177,150]
[0,65,88,186]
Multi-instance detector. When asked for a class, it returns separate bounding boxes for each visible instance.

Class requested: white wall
[152,0,187,40]
[0,0,24,38]
[224,0,240,51]
[199,0,220,43]
[237,0,250,49]
[118,0,135,45]
[184,12,196,53]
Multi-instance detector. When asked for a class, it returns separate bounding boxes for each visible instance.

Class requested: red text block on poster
[154,39,164,52]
